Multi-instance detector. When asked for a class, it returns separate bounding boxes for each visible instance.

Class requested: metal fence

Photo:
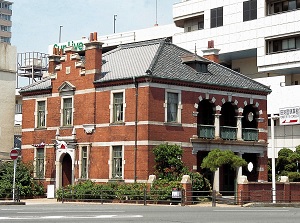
[58,188,224,206]
[0,188,20,202]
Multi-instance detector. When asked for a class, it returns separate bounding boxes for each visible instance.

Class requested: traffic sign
[10,149,19,160]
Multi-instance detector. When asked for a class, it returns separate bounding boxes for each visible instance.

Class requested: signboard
[279,107,300,125]
[48,38,90,55]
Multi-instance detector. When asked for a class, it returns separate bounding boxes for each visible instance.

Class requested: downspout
[133,77,138,182]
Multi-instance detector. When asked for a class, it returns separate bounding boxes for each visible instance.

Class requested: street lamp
[270,114,279,203]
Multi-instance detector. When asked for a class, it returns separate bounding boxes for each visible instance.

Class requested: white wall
[0,43,16,160]
[173,0,300,74]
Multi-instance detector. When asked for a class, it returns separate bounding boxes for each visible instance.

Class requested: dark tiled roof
[97,39,271,93]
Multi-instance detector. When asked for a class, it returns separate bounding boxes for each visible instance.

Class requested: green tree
[276,146,300,182]
[0,161,44,198]
[153,144,186,181]
[201,149,247,172]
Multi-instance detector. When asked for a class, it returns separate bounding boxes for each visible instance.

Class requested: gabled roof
[97,39,271,93]
[20,39,271,94]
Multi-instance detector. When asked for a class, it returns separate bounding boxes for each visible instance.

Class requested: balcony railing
[198,124,215,139]
[220,126,237,140]
[15,104,22,114]
[242,128,258,141]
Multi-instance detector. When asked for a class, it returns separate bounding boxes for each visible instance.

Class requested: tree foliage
[276,146,300,182]
[0,161,44,198]
[153,144,186,181]
[153,144,211,191]
[201,149,247,172]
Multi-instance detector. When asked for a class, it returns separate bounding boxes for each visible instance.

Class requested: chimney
[202,40,220,63]
[48,48,61,74]
[84,32,104,78]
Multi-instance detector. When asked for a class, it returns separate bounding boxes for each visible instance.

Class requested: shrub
[0,161,44,198]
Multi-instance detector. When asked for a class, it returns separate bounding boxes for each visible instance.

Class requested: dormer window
[180,54,210,73]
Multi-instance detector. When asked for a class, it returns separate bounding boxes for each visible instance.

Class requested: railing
[0,188,20,202]
[242,128,258,141]
[197,124,215,139]
[58,188,185,206]
[220,126,237,140]
[15,104,22,114]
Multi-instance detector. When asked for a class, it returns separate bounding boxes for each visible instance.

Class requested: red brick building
[19,35,271,191]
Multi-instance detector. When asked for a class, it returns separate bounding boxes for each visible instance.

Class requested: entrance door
[221,164,235,193]
[62,153,72,187]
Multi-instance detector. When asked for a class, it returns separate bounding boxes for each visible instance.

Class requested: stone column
[181,175,192,205]
[236,116,243,140]
[236,152,244,180]
[214,114,221,139]
[213,168,220,192]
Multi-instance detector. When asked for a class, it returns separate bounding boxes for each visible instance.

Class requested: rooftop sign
[48,38,90,55]
[279,106,300,125]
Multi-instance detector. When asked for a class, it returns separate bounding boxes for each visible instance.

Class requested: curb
[0,202,26,205]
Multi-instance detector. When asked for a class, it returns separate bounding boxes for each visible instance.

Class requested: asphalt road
[1,203,300,223]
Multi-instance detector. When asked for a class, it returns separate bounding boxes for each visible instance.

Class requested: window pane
[167,92,178,122]
[37,101,45,127]
[296,38,300,48]
[63,98,72,126]
[112,146,122,179]
[282,39,289,50]
[81,147,87,178]
[289,0,296,10]
[113,93,123,122]
[288,38,296,49]
[36,148,44,178]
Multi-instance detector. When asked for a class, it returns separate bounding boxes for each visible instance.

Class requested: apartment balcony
[197,124,215,139]
[220,126,237,140]
[242,128,259,141]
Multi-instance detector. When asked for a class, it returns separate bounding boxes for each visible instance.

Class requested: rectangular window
[167,92,179,122]
[113,93,123,122]
[211,7,223,28]
[267,35,300,54]
[81,146,88,178]
[36,148,44,178]
[63,98,73,126]
[37,101,46,128]
[243,0,257,22]
[112,146,122,179]
[268,0,300,15]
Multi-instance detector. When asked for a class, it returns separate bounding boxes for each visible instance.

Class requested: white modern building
[172,0,300,155]
[0,42,16,160]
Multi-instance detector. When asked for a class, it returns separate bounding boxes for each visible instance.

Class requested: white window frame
[61,96,74,126]
[78,145,90,179]
[35,99,47,128]
[109,90,126,123]
[109,145,124,180]
[34,147,45,179]
[164,90,182,123]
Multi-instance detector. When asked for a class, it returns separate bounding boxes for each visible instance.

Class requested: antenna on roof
[194,43,197,55]
[154,0,158,26]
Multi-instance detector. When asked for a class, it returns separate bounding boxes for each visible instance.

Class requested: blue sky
[12,0,178,53]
